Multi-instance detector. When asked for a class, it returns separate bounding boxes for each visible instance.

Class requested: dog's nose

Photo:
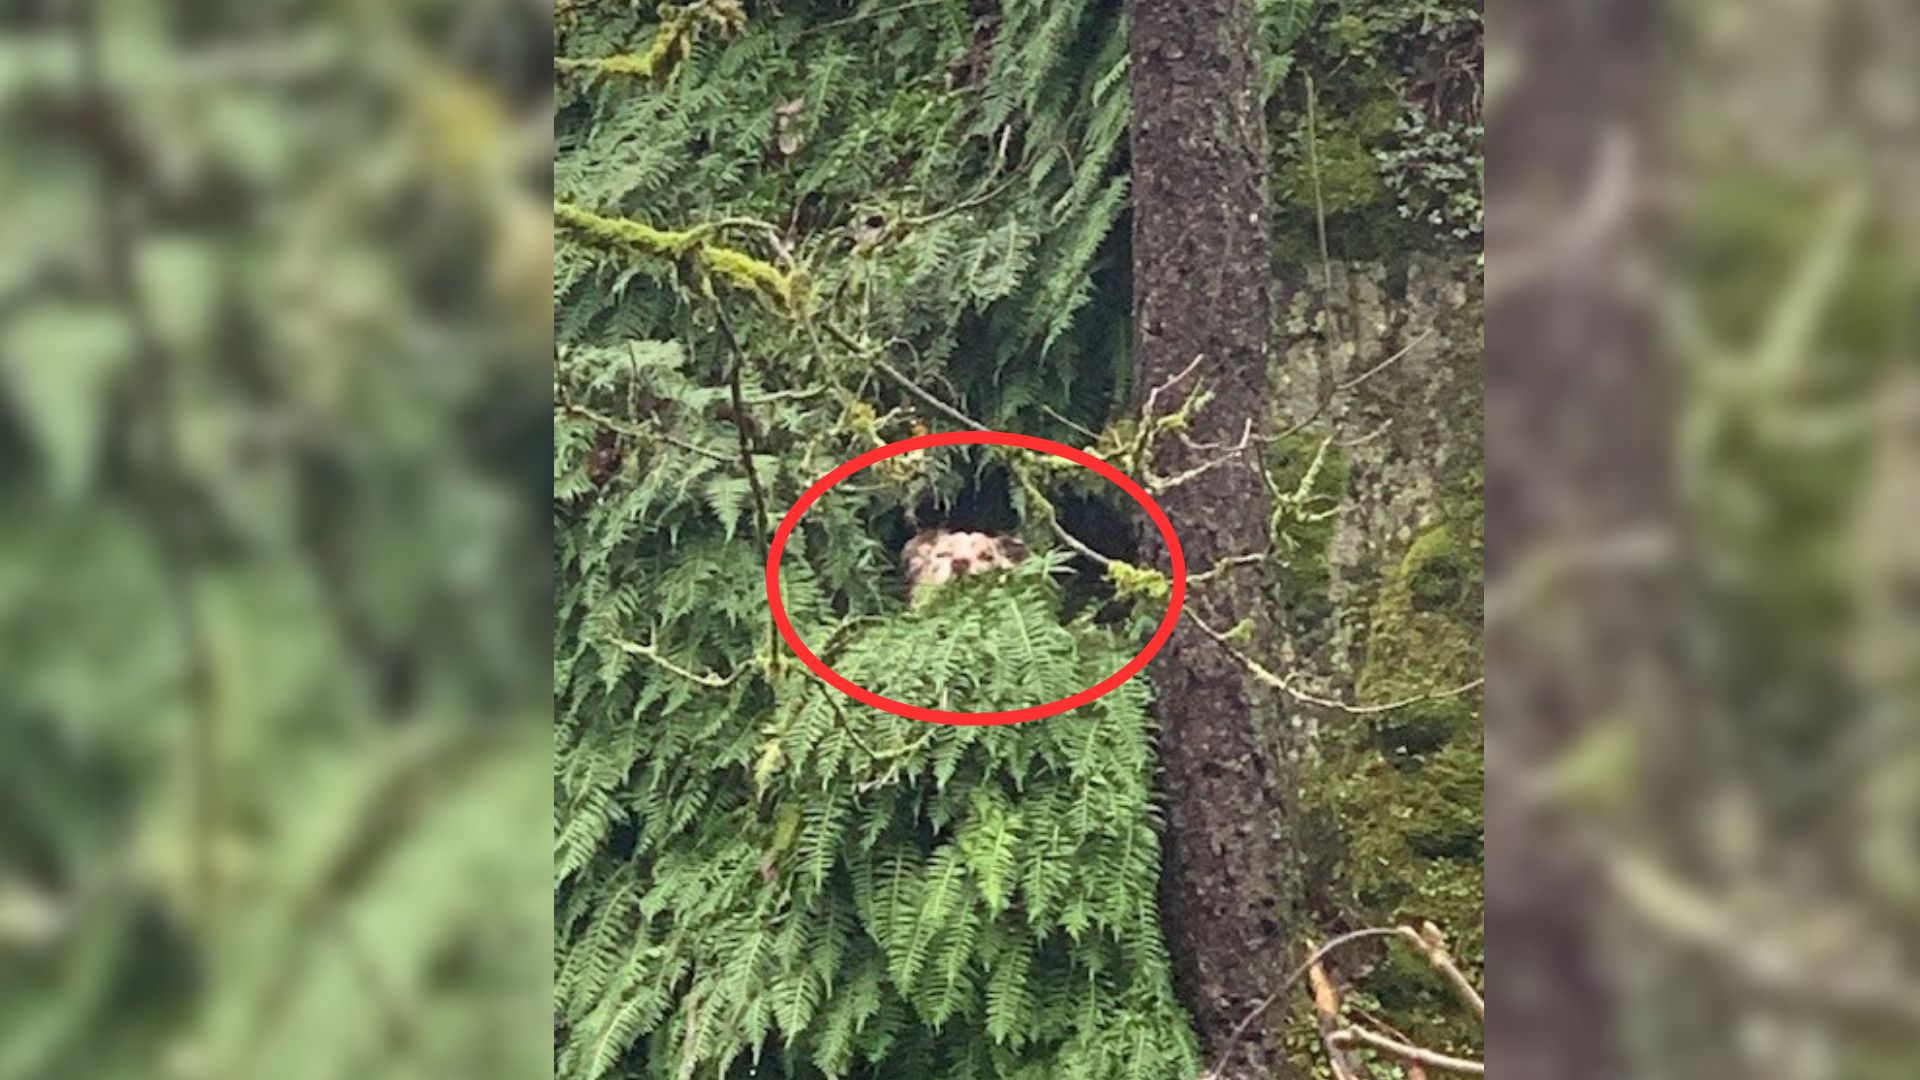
[951,557,971,574]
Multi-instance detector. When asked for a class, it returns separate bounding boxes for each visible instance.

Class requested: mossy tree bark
[1129,0,1293,1074]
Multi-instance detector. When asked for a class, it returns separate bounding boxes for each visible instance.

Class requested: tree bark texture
[1128,0,1291,1074]
[1486,0,1662,1076]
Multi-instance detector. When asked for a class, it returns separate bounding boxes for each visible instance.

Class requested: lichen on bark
[1265,252,1485,1060]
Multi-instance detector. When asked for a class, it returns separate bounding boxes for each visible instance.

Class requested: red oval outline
[765,430,1186,726]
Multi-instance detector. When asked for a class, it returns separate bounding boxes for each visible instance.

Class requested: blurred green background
[0,2,552,1079]
[1490,0,1920,1077]
[2,0,1916,1077]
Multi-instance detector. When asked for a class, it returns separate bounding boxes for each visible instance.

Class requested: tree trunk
[1128,0,1291,1074]
[1485,0,1661,1076]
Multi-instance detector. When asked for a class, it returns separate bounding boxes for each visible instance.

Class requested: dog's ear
[998,535,1030,563]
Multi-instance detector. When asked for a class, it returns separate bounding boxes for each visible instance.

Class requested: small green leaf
[1,308,133,500]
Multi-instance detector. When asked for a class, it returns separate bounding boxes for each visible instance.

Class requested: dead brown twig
[1309,957,1371,1080]
[1201,923,1483,1080]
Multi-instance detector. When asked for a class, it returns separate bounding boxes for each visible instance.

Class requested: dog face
[902,529,1029,595]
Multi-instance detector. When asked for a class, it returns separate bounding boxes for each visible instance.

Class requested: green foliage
[1671,181,1916,817]
[555,0,1137,436]
[550,8,1203,1071]
[1264,431,1351,633]
[0,3,552,1078]
[1263,0,1483,260]
[556,1,1487,1075]
[1378,106,1483,243]
[1301,522,1484,1056]
[555,339,1198,1077]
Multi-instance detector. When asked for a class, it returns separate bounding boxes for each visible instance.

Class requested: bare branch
[617,632,740,688]
[821,319,991,433]
[1205,924,1485,1080]
[559,402,739,463]
[874,356,990,431]
[1327,1028,1485,1076]
[1485,126,1637,300]
[1143,352,1208,421]
[1602,846,1920,1026]
[1309,957,1371,1080]
[1187,553,1267,586]
[1336,328,1434,392]
[1202,929,1409,1080]
[1186,609,1484,716]
[1405,922,1485,1020]
[1153,420,1255,493]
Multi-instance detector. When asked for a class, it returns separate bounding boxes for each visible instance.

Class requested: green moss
[553,201,805,315]
[1299,519,1483,1053]
[1270,86,1412,265]
[554,1,747,86]
[1264,0,1485,263]
[1359,523,1479,749]
[1105,560,1172,602]
[554,40,682,82]
[1263,430,1350,633]
[1277,94,1400,216]
[554,201,702,257]
[1382,523,1477,627]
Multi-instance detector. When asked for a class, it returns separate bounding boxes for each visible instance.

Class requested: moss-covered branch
[555,0,747,85]
[554,200,804,315]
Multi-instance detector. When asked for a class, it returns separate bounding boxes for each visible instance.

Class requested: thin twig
[875,356,989,431]
[1601,845,1920,1026]
[559,401,649,438]
[711,304,781,666]
[1186,553,1267,586]
[617,633,740,689]
[1485,126,1636,301]
[1346,1006,1428,1059]
[656,431,739,463]
[1203,929,1407,1080]
[1186,610,1484,715]
[1483,524,1672,626]
[901,171,1023,229]
[1404,922,1484,1020]
[1327,1028,1484,1076]
[1309,956,1370,1080]
[1336,421,1394,449]
[822,318,991,432]
[559,402,738,463]
[332,919,420,1062]
[1336,328,1433,392]
[1041,404,1101,440]
[711,306,777,550]
[1142,352,1207,426]
[796,0,949,38]
[1205,925,1484,1080]
[1304,72,1335,301]
[1007,466,1117,567]
[1153,420,1255,493]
